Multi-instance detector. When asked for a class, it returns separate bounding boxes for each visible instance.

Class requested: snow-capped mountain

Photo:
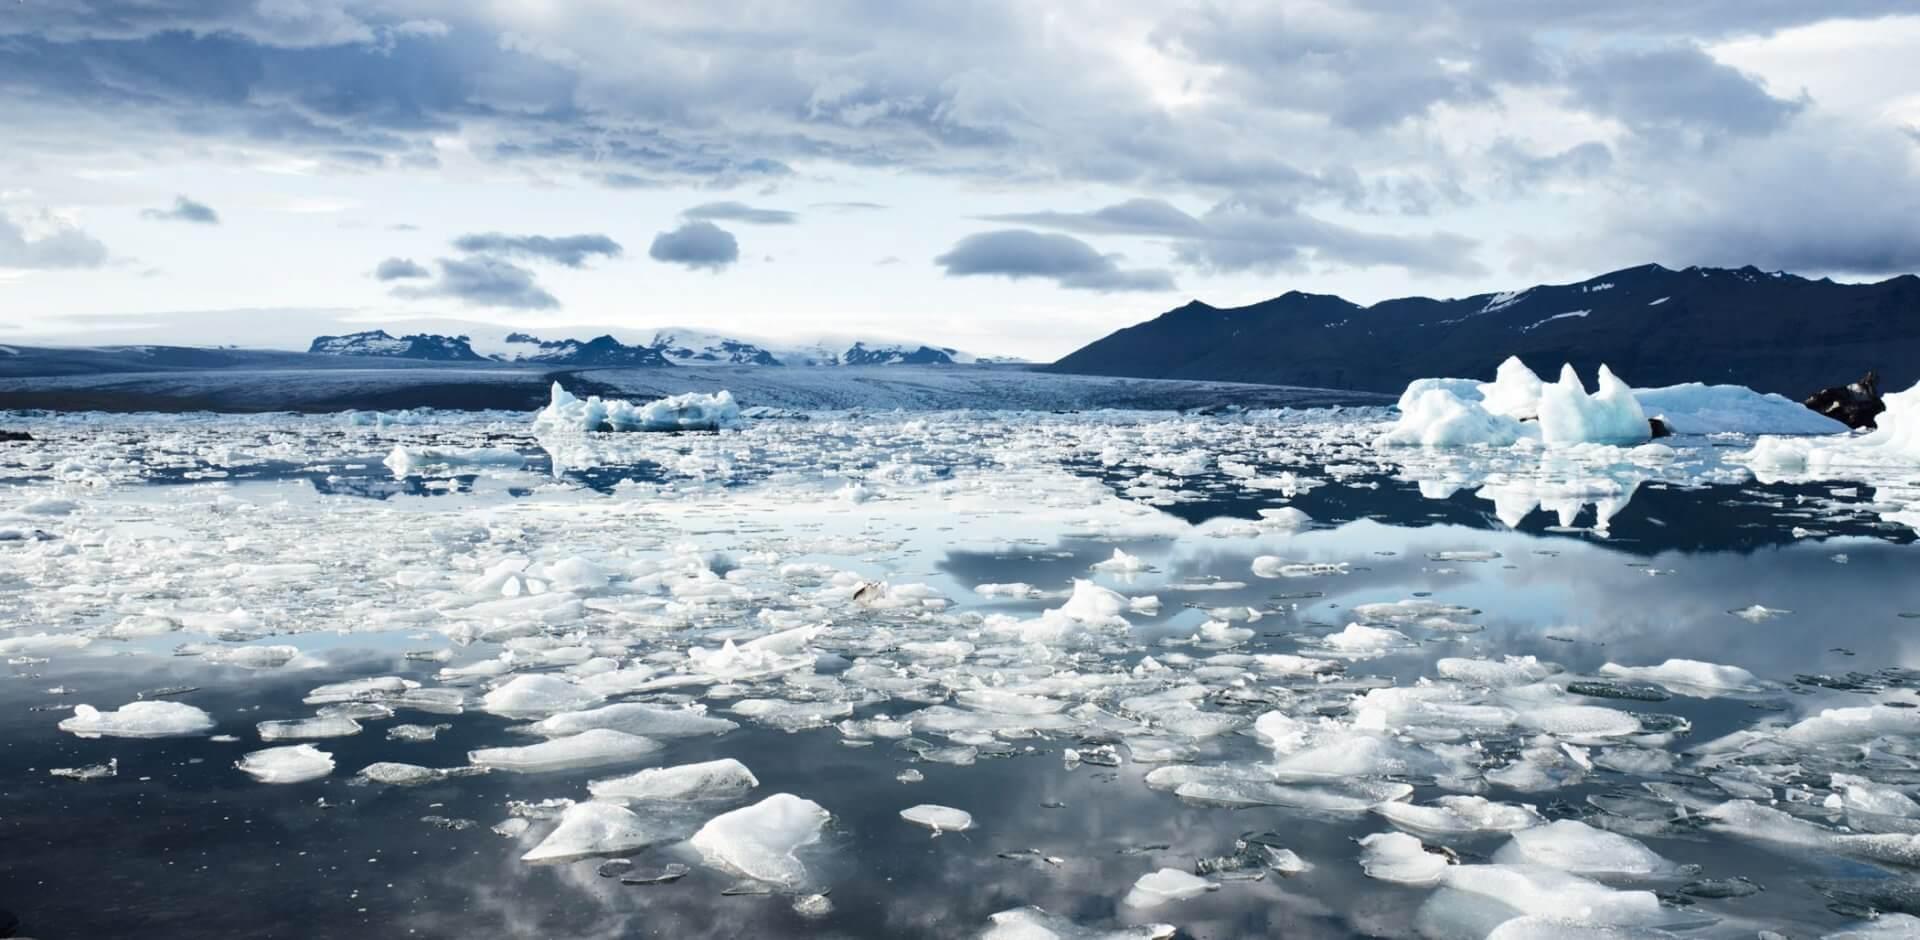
[308,330,486,362]
[309,323,1004,368]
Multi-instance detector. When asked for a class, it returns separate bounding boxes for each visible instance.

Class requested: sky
[2,1,1919,360]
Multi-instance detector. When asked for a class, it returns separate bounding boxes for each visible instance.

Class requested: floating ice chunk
[0,633,90,656]
[1700,800,1831,847]
[1538,365,1649,446]
[688,793,830,887]
[1780,705,1920,748]
[527,702,738,738]
[534,382,743,433]
[588,759,759,802]
[1635,383,1847,435]
[481,674,604,717]
[1091,549,1149,573]
[1729,604,1790,623]
[236,744,334,783]
[1439,656,1558,688]
[522,801,667,863]
[1516,705,1641,739]
[257,716,363,741]
[304,676,418,705]
[1479,356,1547,420]
[1059,579,1136,625]
[204,644,302,669]
[468,728,661,773]
[1827,774,1920,819]
[1374,796,1542,834]
[383,444,524,477]
[1121,868,1217,908]
[900,804,974,834]
[358,762,443,786]
[1428,864,1666,928]
[1316,623,1417,657]
[59,701,215,738]
[729,698,854,732]
[1358,832,1452,885]
[1597,659,1761,696]
[1399,377,1487,412]
[1379,388,1528,448]
[955,689,1066,715]
[980,907,1175,940]
[1491,820,1676,877]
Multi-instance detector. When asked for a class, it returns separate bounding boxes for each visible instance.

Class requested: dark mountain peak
[1049,263,1920,397]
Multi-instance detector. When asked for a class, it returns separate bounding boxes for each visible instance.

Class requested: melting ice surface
[3,396,1920,938]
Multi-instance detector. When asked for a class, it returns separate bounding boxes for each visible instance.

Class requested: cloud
[985,198,1208,237]
[140,195,220,224]
[991,198,1485,277]
[372,257,429,280]
[449,233,622,268]
[1567,44,1806,138]
[649,221,739,271]
[812,201,888,212]
[0,209,109,269]
[391,257,558,309]
[682,201,796,225]
[934,230,1175,292]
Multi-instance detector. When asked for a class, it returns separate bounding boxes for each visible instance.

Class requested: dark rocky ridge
[1049,264,1920,396]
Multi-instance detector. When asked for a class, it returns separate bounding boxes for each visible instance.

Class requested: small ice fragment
[358,762,443,786]
[619,862,691,885]
[1091,549,1149,573]
[1373,796,1541,834]
[521,801,666,863]
[900,804,974,834]
[468,729,662,773]
[1730,604,1791,623]
[1358,832,1453,885]
[50,758,117,781]
[236,744,335,783]
[688,793,831,887]
[257,716,363,741]
[587,758,759,802]
[59,701,215,739]
[387,723,450,742]
[1122,868,1218,908]
[1598,659,1761,696]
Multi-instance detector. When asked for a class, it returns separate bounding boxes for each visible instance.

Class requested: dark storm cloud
[681,201,797,225]
[141,195,220,224]
[1567,45,1805,137]
[449,233,622,268]
[372,257,429,280]
[648,221,740,271]
[0,210,110,269]
[391,256,558,309]
[934,230,1176,293]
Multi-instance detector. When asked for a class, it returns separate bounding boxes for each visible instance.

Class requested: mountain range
[308,327,1004,368]
[1048,264,1920,397]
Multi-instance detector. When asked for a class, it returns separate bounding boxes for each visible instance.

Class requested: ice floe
[687,793,831,887]
[236,744,335,783]
[59,701,216,738]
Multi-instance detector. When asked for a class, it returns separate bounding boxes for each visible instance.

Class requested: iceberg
[899,804,974,834]
[521,801,667,863]
[1635,383,1846,435]
[533,383,743,433]
[1358,832,1452,885]
[687,793,831,887]
[59,701,216,738]
[1741,379,1920,474]
[526,702,739,739]
[468,728,661,772]
[588,758,759,802]
[1537,364,1648,446]
[235,744,335,783]
[1378,388,1527,448]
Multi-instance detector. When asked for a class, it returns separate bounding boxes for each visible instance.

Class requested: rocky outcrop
[0,430,32,443]
[1803,371,1886,429]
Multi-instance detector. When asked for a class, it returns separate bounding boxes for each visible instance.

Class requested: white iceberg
[527,702,739,739]
[1490,820,1677,877]
[521,801,667,863]
[1358,831,1452,885]
[481,674,605,718]
[59,701,215,739]
[688,793,831,887]
[468,728,661,772]
[1741,379,1920,474]
[588,758,759,802]
[1537,364,1649,446]
[236,744,335,783]
[1121,868,1217,908]
[900,803,974,834]
[534,383,743,433]
[1635,383,1846,435]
